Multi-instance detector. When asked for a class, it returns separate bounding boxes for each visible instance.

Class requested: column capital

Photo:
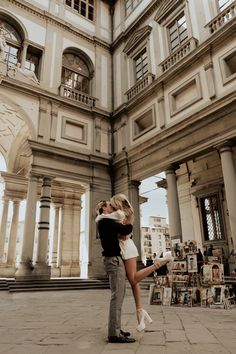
[129,180,141,188]
[214,140,233,154]
[165,163,180,174]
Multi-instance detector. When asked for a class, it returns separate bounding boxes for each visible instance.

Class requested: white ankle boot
[136,309,152,332]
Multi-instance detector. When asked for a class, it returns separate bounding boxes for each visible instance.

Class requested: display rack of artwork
[149,240,233,308]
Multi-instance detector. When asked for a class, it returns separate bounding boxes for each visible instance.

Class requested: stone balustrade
[60,84,97,107]
[160,37,198,73]
[208,2,236,34]
[126,73,155,101]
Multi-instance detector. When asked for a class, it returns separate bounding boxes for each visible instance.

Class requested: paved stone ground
[0,286,236,354]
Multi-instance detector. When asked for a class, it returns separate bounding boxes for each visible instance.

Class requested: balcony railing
[60,84,97,107]
[125,73,155,101]
[160,37,198,73]
[207,1,236,34]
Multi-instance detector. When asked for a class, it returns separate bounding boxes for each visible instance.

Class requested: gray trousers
[104,256,126,337]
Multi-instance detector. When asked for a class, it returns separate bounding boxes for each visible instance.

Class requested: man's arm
[114,220,133,235]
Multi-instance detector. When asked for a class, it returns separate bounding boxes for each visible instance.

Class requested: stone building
[141,216,170,262]
[0,0,236,280]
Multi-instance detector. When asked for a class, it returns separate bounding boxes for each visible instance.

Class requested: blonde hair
[110,193,134,224]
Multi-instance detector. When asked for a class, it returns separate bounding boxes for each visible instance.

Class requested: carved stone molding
[123,25,152,55]
[154,0,185,23]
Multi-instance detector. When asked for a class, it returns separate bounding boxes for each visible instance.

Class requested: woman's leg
[124,258,153,330]
[125,257,169,285]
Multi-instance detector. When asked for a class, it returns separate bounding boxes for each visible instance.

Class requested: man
[95,200,135,343]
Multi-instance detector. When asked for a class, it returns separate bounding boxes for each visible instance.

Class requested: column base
[59,265,81,277]
[15,262,34,281]
[51,266,61,278]
[0,264,16,277]
[32,262,51,280]
[87,262,107,279]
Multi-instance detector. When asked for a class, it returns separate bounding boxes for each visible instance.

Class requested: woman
[109,193,172,331]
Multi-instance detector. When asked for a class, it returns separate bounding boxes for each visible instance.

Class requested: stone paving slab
[0,288,236,354]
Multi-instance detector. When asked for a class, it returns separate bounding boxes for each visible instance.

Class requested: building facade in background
[0,0,236,280]
[141,216,170,262]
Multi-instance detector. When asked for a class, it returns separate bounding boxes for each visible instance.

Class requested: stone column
[20,42,28,68]
[165,166,182,242]
[218,144,236,254]
[86,184,111,278]
[59,201,73,277]
[129,181,141,257]
[15,175,38,280]
[33,177,52,280]
[0,198,10,264]
[71,201,82,277]
[7,199,20,267]
[51,204,61,273]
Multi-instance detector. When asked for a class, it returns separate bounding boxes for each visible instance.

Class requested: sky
[139,174,168,226]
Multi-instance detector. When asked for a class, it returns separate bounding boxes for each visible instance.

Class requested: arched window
[0,21,21,67]
[62,53,90,94]
[0,16,42,78]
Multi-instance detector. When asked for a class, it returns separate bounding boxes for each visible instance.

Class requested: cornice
[123,25,152,55]
[154,0,185,23]
[28,140,110,167]
[1,77,111,119]
[7,0,110,51]
[113,92,236,169]
[112,0,160,52]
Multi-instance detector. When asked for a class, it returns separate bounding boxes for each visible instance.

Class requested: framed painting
[149,285,163,305]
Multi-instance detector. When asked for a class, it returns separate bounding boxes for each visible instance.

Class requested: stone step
[0,278,110,293]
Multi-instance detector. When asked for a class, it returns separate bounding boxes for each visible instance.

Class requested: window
[62,53,90,94]
[0,21,21,68]
[218,0,234,11]
[199,194,224,241]
[220,48,236,84]
[65,0,94,21]
[25,45,42,78]
[168,13,188,52]
[134,48,148,81]
[0,18,42,78]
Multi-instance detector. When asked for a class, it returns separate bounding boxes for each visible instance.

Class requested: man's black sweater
[97,218,133,257]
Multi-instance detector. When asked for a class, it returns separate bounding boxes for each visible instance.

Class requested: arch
[63,47,94,77]
[0,153,7,172]
[0,93,36,174]
[0,9,28,41]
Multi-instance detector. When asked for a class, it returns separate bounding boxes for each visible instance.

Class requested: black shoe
[120,329,131,337]
[108,335,135,343]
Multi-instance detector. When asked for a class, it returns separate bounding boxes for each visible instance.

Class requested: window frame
[195,188,226,245]
[61,52,91,94]
[133,47,148,82]
[167,11,188,53]
[65,0,95,22]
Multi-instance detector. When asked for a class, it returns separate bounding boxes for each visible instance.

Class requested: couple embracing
[95,193,172,343]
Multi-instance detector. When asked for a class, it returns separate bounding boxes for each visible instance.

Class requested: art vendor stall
[149,241,234,309]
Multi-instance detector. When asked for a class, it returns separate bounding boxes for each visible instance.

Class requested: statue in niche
[8,62,40,85]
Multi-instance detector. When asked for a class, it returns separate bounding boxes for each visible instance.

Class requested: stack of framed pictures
[149,240,232,308]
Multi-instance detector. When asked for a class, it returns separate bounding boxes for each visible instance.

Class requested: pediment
[154,0,185,23]
[123,25,152,55]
